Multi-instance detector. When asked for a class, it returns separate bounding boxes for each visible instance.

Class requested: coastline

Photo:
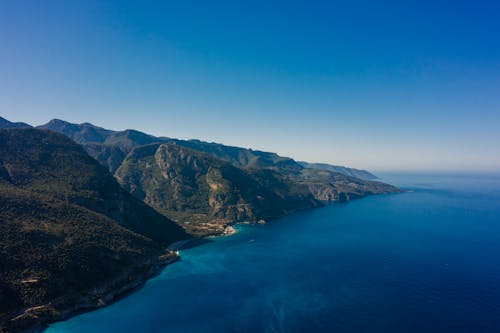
[5,253,179,333]
[21,190,402,333]
[37,174,500,333]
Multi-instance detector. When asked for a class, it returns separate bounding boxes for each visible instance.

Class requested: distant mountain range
[36,118,372,177]
[37,118,304,174]
[0,117,31,129]
[297,161,377,180]
[0,116,400,332]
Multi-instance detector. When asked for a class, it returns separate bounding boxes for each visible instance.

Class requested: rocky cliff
[115,144,320,235]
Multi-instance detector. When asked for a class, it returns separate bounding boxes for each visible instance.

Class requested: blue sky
[1,0,499,171]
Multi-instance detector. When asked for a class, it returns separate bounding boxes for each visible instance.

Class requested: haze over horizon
[1,1,499,172]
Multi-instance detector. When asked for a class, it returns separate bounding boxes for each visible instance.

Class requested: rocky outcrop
[292,168,400,203]
[116,144,320,235]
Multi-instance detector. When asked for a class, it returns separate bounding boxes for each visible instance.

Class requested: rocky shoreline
[4,252,179,333]
[10,226,244,333]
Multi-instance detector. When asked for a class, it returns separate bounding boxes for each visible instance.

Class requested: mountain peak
[38,119,114,144]
[0,116,32,129]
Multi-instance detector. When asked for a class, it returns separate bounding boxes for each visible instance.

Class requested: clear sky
[1,1,499,171]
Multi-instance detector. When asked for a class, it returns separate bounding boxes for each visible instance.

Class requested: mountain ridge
[0,117,32,129]
[32,118,372,177]
[298,161,378,180]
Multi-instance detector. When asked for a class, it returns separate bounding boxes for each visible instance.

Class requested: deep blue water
[46,173,500,333]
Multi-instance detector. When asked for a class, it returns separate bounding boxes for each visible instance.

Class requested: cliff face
[116,144,320,235]
[293,168,400,203]
[0,129,188,332]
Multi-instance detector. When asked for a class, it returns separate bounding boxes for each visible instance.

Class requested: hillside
[0,129,187,245]
[115,143,320,235]
[0,129,188,332]
[294,168,398,202]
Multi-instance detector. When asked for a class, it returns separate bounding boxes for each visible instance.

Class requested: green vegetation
[0,129,187,245]
[0,129,188,332]
[115,144,320,235]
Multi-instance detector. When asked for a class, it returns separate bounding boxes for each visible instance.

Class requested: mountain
[0,128,187,245]
[37,120,377,179]
[114,143,399,235]
[85,130,166,173]
[0,117,31,129]
[37,119,303,174]
[166,139,303,172]
[36,120,304,173]
[115,143,320,235]
[294,167,397,202]
[298,161,377,180]
[37,119,112,144]
[34,119,400,230]
[83,143,128,175]
[0,129,188,332]
[38,120,168,173]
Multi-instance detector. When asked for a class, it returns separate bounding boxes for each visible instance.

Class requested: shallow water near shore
[46,173,500,333]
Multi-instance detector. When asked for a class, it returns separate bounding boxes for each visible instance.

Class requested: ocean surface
[46,173,500,333]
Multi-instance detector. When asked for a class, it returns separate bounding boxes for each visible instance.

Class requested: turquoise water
[46,173,500,332]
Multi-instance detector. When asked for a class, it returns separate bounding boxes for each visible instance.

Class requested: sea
[46,173,500,333]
